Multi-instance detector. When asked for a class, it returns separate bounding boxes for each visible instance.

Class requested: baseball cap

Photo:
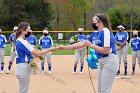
[78,27,84,31]
[117,25,125,29]
[13,26,18,30]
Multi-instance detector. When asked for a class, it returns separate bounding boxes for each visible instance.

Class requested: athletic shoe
[0,71,4,74]
[48,71,52,75]
[131,72,135,75]
[116,70,120,75]
[40,71,44,75]
[72,72,76,75]
[6,70,10,74]
[124,71,127,75]
[79,72,83,74]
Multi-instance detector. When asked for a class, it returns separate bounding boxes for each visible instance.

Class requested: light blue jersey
[92,28,116,58]
[115,31,129,45]
[9,33,15,46]
[15,38,34,64]
[39,36,53,48]
[25,35,37,46]
[130,37,140,51]
[0,35,7,48]
[77,34,87,42]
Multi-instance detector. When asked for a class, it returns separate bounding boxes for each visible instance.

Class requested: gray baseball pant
[98,54,119,93]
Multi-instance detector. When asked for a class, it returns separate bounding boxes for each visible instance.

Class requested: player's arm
[58,41,87,50]
[9,35,12,46]
[86,41,110,54]
[115,40,122,45]
[114,34,122,45]
[22,40,57,57]
[4,36,7,47]
[121,39,127,47]
[50,36,54,47]
[31,47,58,57]
[121,32,129,47]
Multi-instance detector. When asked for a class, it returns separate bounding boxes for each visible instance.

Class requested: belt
[99,53,116,59]
[133,50,140,51]
[99,54,108,59]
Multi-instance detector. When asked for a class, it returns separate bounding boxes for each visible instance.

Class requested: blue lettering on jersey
[39,36,53,48]
[91,28,116,58]
[115,31,129,45]
[130,37,140,51]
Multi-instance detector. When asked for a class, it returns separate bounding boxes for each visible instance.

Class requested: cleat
[131,72,135,75]
[48,71,52,75]
[116,70,120,75]
[72,72,76,75]
[79,72,83,74]
[0,71,4,74]
[40,71,44,75]
[6,70,10,74]
[124,71,127,75]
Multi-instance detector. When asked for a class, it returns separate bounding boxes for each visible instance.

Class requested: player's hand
[57,45,65,50]
[120,44,125,48]
[83,41,92,47]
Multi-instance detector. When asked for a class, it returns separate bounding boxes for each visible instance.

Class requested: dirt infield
[0,55,140,93]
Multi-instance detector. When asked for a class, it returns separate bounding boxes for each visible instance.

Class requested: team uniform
[129,36,140,74]
[89,31,99,43]
[0,34,7,73]
[73,34,87,74]
[91,28,119,93]
[25,35,37,47]
[115,31,129,75]
[7,33,16,73]
[15,38,35,93]
[39,35,53,74]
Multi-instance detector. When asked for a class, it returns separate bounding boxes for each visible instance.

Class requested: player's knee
[74,62,78,65]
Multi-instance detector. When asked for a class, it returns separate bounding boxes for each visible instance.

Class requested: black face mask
[79,32,83,35]
[44,33,49,36]
[92,23,98,30]
[134,35,137,38]
[25,32,32,37]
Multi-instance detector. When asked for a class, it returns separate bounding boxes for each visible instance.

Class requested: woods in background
[0,0,140,30]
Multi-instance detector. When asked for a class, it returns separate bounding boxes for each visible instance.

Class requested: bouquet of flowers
[29,46,43,74]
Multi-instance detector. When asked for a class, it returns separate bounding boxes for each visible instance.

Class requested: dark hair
[96,13,112,31]
[79,26,83,28]
[14,22,30,44]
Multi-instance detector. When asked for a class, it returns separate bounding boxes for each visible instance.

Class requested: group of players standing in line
[0,25,140,76]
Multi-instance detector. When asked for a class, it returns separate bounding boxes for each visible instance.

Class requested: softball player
[14,22,57,93]
[115,25,129,75]
[39,28,54,74]
[25,30,37,48]
[73,27,87,74]
[129,30,140,75]
[0,29,7,74]
[6,26,18,74]
[58,14,119,93]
